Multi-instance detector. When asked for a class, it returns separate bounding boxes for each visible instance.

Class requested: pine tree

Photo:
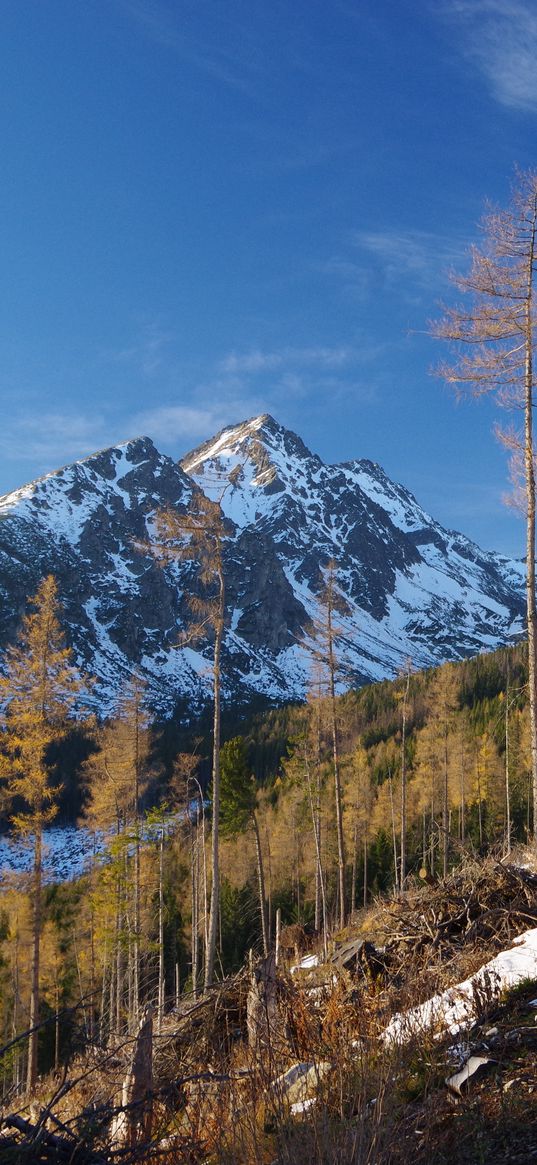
[0,576,89,1090]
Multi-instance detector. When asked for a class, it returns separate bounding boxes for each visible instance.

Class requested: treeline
[0,573,532,1096]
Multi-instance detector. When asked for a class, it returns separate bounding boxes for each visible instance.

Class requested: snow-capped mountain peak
[0,418,527,715]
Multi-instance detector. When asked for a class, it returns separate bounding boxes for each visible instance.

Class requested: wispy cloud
[129,343,377,448]
[440,0,537,111]
[128,400,262,443]
[0,341,376,487]
[116,0,268,95]
[351,228,464,291]
[219,345,353,375]
[0,412,110,468]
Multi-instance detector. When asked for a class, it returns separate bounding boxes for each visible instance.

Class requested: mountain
[0,415,526,716]
[0,432,306,715]
[182,413,526,679]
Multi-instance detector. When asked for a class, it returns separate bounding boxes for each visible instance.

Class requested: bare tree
[431,168,537,835]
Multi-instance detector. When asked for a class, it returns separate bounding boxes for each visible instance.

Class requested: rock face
[182,414,526,683]
[0,415,526,716]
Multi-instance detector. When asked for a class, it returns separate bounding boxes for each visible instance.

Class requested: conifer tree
[414,666,459,876]
[348,743,374,909]
[0,576,88,1090]
[219,736,269,956]
[432,169,537,835]
[84,675,150,1027]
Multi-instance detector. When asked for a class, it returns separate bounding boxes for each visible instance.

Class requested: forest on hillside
[0,566,531,1097]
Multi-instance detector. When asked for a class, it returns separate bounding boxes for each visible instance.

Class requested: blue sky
[1,1,537,556]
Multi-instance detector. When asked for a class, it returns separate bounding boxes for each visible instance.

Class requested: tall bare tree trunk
[400,662,410,888]
[27,825,42,1092]
[132,677,144,1024]
[252,811,269,956]
[525,204,537,836]
[313,696,322,933]
[351,821,358,914]
[363,831,368,908]
[459,735,466,844]
[204,564,224,990]
[326,570,346,928]
[157,829,165,1032]
[116,864,123,1036]
[191,813,199,1000]
[505,661,511,853]
[304,742,328,957]
[442,728,449,878]
[388,771,399,892]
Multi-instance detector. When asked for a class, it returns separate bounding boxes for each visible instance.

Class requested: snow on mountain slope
[0,434,309,713]
[0,439,209,714]
[0,415,526,716]
[182,414,526,681]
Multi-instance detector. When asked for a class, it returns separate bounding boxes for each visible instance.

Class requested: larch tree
[152,493,228,989]
[85,675,149,1029]
[347,742,374,910]
[0,576,89,1091]
[415,665,459,877]
[84,674,150,1029]
[431,168,537,836]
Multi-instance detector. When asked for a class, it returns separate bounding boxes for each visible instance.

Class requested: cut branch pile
[155,968,251,1082]
[0,1111,108,1163]
[373,857,537,992]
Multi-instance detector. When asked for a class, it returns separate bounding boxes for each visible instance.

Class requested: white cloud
[0,341,374,489]
[219,350,284,375]
[441,0,537,111]
[0,412,118,486]
[0,412,108,462]
[129,404,231,442]
[219,345,353,375]
[352,228,464,289]
[129,397,267,444]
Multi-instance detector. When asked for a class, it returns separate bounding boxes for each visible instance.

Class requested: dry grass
[5,856,537,1163]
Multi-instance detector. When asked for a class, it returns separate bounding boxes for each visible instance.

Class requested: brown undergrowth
[4,854,537,1163]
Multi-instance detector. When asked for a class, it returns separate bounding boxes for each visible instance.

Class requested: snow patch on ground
[383,928,537,1043]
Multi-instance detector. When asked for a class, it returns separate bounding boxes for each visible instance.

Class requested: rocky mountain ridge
[0,414,526,715]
